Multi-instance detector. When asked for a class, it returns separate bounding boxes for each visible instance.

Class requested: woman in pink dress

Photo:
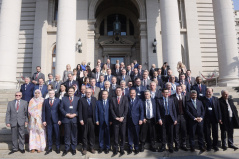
[28,89,46,153]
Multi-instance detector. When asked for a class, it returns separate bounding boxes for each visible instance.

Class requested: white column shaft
[0,0,22,88]
[160,0,181,75]
[212,0,239,85]
[56,0,76,75]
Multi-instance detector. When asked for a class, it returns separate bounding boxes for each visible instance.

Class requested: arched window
[52,46,56,75]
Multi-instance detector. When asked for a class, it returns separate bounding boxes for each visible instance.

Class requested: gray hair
[120,80,126,84]
[165,82,171,86]
[150,81,156,85]
[104,81,110,85]
[221,90,228,95]
[67,72,73,76]
[190,90,197,94]
[15,91,22,95]
[24,76,30,80]
[144,90,150,94]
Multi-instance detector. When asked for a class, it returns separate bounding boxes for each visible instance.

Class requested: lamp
[77,38,82,53]
[152,38,157,53]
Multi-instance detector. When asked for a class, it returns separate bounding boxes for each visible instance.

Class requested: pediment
[99,36,135,46]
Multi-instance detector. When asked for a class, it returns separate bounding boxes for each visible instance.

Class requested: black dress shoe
[127,149,132,155]
[19,149,25,154]
[159,146,165,152]
[229,145,238,150]
[98,148,103,154]
[8,150,18,155]
[190,147,195,152]
[151,147,157,152]
[72,150,76,155]
[169,148,174,153]
[45,149,52,155]
[120,149,125,156]
[62,150,68,156]
[181,146,188,151]
[222,145,227,151]
[213,146,219,151]
[112,149,118,156]
[174,147,179,152]
[82,149,87,155]
[135,149,139,155]
[140,145,145,152]
[105,149,109,154]
[199,147,206,152]
[56,149,60,154]
[207,147,211,151]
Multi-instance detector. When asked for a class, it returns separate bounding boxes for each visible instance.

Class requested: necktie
[117,97,120,104]
[92,87,95,95]
[144,80,146,86]
[107,76,109,80]
[199,84,202,92]
[55,82,58,89]
[87,98,91,105]
[193,100,197,109]
[123,76,125,80]
[50,99,53,106]
[39,85,42,91]
[25,84,28,90]
[188,77,191,84]
[151,92,155,98]
[165,99,168,115]
[16,100,19,112]
[131,99,133,106]
[146,100,151,119]
[122,90,125,96]
[179,95,181,100]
[103,100,106,110]
[35,73,39,79]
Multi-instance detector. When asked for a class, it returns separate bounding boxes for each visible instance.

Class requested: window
[52,46,56,75]
[54,0,58,21]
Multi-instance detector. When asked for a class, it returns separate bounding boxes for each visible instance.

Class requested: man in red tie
[191,76,207,100]
[110,87,129,156]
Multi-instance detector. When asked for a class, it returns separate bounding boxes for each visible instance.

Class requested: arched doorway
[93,0,142,66]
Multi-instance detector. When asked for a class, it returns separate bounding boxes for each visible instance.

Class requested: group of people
[5,59,239,156]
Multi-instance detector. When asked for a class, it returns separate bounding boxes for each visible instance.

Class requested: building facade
[0,0,238,89]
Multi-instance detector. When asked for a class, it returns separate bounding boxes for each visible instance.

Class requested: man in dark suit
[137,65,144,79]
[179,74,190,93]
[90,78,100,100]
[141,71,151,89]
[140,90,157,152]
[33,78,48,98]
[65,73,79,92]
[106,59,113,70]
[157,88,177,153]
[91,66,101,82]
[31,66,45,84]
[42,89,61,154]
[110,87,129,156]
[60,87,79,156]
[149,64,156,78]
[117,69,131,85]
[113,64,121,77]
[132,78,146,100]
[181,84,190,100]
[126,65,133,76]
[127,89,144,155]
[76,85,86,98]
[104,69,113,83]
[191,76,207,100]
[79,70,88,86]
[52,74,62,93]
[110,76,119,90]
[20,77,34,102]
[185,90,205,152]
[46,73,54,85]
[201,88,222,151]
[149,81,162,99]
[219,90,239,150]
[163,69,179,83]
[186,70,196,86]
[131,68,140,81]
[99,81,116,101]
[151,71,164,88]
[120,80,129,97]
[170,85,188,151]
[96,75,105,90]
[6,92,28,154]
[96,90,112,154]
[79,88,97,155]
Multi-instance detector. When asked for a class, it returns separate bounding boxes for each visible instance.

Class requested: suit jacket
[156,97,177,122]
[33,84,48,98]
[20,83,35,102]
[179,80,191,93]
[185,99,205,121]
[110,96,129,123]
[219,97,239,129]
[151,77,164,88]
[132,85,146,99]
[143,98,157,121]
[91,86,100,100]
[126,70,134,76]
[112,69,121,77]
[131,73,140,81]
[149,68,155,78]
[79,77,87,87]
[122,88,130,97]
[64,80,79,92]
[31,72,45,83]
[98,88,116,101]
[138,69,144,79]
[117,75,131,85]
[42,98,61,124]
[201,96,221,122]
[163,76,179,83]
[191,84,207,99]
[141,79,151,89]
[150,90,162,99]
[96,82,105,90]
[52,81,63,93]
[170,94,187,116]
[95,99,112,126]
[91,72,101,82]
[79,97,97,124]
[127,97,144,125]
[110,83,119,90]
[104,75,113,83]
[186,76,196,86]
[5,100,28,127]
[60,96,79,123]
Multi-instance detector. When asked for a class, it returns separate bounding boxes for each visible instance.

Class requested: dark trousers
[140,118,156,148]
[113,121,126,151]
[82,118,95,150]
[11,124,25,151]
[127,118,140,150]
[99,122,110,149]
[220,117,234,147]
[174,115,187,148]
[64,122,78,151]
[47,122,60,149]
[189,121,204,148]
[204,117,218,148]
[161,115,174,149]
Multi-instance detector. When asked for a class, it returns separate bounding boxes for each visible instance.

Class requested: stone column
[212,0,239,86]
[160,0,181,75]
[55,0,76,75]
[0,0,22,89]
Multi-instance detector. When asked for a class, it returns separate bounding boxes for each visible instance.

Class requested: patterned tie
[39,85,42,91]
[165,99,168,115]
[35,73,39,79]
[199,84,202,93]
[16,100,20,112]
[117,97,120,104]
[146,100,151,119]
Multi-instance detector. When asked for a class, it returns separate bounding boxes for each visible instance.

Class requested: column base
[0,81,18,89]
[218,77,239,87]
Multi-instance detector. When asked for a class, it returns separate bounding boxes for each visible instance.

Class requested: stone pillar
[55,0,76,75]
[160,0,181,75]
[0,0,22,89]
[212,0,239,86]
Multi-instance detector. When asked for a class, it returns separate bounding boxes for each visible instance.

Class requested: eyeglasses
[15,95,21,97]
